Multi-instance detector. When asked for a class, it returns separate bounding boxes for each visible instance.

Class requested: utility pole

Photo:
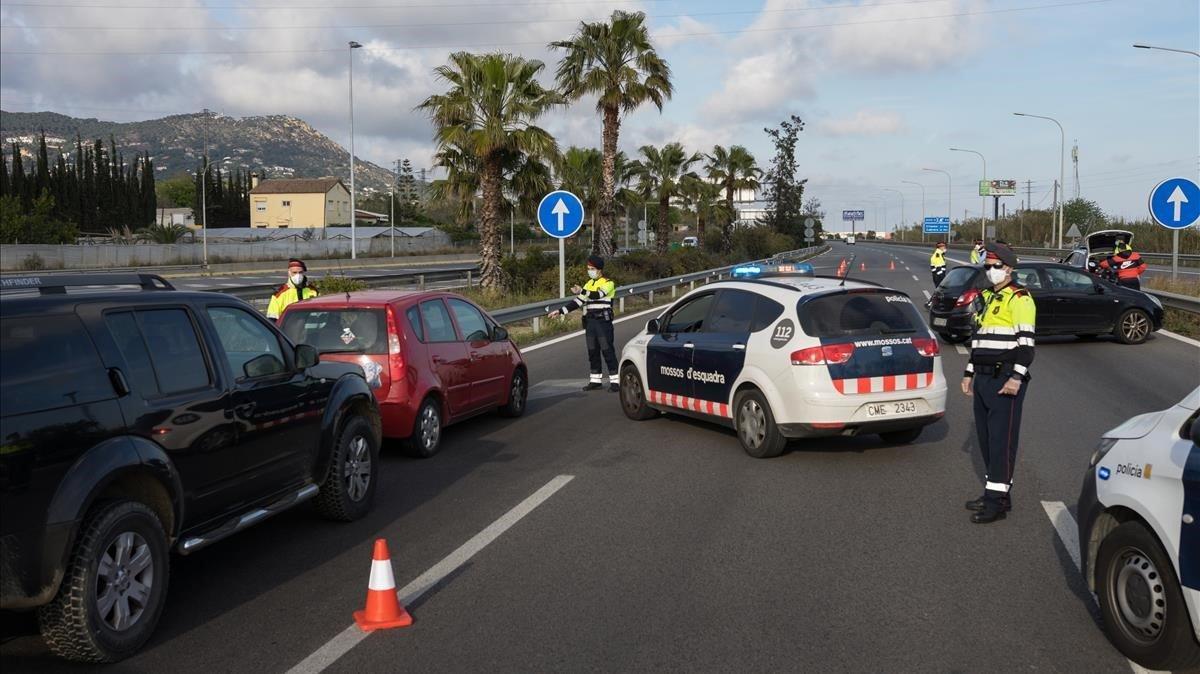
[201,108,209,268]
[1052,180,1059,247]
[390,159,399,258]
[1072,141,1080,199]
[347,41,362,259]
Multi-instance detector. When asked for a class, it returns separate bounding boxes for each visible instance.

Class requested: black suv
[0,274,381,663]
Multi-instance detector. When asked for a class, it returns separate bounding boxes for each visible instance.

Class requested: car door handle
[683,342,695,349]
[432,356,444,363]
[732,343,746,350]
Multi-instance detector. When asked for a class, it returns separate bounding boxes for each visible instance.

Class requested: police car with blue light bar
[616,275,948,458]
[1077,387,1200,671]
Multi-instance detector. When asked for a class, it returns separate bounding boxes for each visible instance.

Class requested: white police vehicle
[617,274,948,457]
[1078,387,1200,671]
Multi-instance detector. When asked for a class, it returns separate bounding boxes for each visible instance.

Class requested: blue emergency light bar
[732,266,762,277]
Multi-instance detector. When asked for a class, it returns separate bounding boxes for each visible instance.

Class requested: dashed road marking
[922,290,931,300]
[911,274,919,281]
[1040,501,1160,674]
[287,475,576,673]
[955,345,968,355]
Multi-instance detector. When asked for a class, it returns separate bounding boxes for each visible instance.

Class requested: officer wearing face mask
[557,255,618,391]
[961,243,1035,524]
[267,258,318,322]
[930,241,948,286]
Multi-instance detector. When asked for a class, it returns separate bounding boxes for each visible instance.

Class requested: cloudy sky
[1,0,1197,229]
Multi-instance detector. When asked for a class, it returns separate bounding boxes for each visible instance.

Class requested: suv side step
[178,484,319,555]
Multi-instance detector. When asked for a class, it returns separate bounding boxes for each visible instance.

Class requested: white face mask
[587,268,600,279]
[290,272,305,286]
[986,267,1007,285]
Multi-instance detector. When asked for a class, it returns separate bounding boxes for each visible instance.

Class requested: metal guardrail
[865,239,1198,264]
[213,264,480,299]
[856,239,1199,315]
[490,246,829,330]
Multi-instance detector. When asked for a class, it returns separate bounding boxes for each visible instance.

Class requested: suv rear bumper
[0,521,72,609]
[780,412,943,439]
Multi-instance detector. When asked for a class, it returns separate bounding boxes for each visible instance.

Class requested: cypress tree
[0,144,10,199]
[11,142,28,210]
[35,131,51,197]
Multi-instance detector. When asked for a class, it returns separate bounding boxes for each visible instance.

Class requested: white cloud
[654,16,718,49]
[818,0,988,73]
[817,109,907,137]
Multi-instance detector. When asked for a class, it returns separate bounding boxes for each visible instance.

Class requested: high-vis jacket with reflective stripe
[266,282,318,320]
[964,283,1036,379]
[930,248,947,270]
[561,276,616,317]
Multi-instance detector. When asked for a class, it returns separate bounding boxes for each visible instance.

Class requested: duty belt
[972,362,1019,377]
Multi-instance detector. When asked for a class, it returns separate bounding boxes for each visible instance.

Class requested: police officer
[962,243,1035,524]
[266,258,318,322]
[969,240,985,264]
[558,255,618,391]
[930,241,948,286]
[1099,239,1147,290]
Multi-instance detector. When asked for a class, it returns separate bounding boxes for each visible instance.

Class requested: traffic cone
[860,262,866,271]
[353,539,413,631]
[889,260,896,271]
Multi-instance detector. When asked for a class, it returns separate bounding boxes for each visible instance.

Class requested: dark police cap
[984,243,1018,267]
[586,255,605,270]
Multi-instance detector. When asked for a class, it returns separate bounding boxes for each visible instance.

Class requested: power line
[0,0,965,31]
[0,0,1116,56]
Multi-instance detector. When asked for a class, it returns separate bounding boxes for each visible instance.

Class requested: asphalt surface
[3,242,1198,673]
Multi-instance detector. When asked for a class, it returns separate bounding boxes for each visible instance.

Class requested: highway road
[2,242,1197,672]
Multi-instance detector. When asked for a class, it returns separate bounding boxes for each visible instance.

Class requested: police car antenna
[840,254,857,286]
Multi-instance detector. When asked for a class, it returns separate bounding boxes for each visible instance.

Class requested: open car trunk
[1084,229,1134,258]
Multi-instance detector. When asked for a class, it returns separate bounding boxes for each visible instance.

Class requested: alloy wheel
[622,371,643,412]
[739,400,766,449]
[1122,312,1149,343]
[95,531,154,632]
[420,404,440,451]
[343,435,372,502]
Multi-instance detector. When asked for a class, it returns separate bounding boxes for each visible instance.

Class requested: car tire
[405,396,443,459]
[38,500,170,664]
[315,415,379,522]
[879,427,922,445]
[734,389,786,459]
[1114,309,1151,345]
[1095,521,1200,671]
[498,369,527,418]
[619,365,659,421]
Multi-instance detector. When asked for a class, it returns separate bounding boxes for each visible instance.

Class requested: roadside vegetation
[1143,275,1200,339]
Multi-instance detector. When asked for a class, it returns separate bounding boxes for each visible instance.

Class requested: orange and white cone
[353,539,413,631]
[889,260,896,271]
[860,262,866,271]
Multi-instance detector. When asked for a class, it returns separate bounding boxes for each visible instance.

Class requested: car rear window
[281,308,387,354]
[1,314,113,417]
[939,266,979,291]
[798,291,924,338]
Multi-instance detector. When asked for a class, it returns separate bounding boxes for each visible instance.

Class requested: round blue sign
[537,190,585,239]
[1148,177,1200,230]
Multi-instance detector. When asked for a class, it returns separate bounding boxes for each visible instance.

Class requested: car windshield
[798,291,924,337]
[281,308,387,355]
[938,266,980,292]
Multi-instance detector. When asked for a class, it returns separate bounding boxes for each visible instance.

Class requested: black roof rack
[0,273,175,295]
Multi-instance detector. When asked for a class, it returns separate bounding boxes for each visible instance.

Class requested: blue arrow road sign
[1149,177,1200,230]
[923,216,950,234]
[537,190,585,239]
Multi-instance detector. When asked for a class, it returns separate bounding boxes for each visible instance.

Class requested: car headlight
[1089,437,1118,468]
[1146,294,1163,311]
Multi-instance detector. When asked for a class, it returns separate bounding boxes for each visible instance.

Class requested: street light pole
[901,180,925,242]
[950,147,987,242]
[882,188,904,239]
[1013,112,1065,249]
[922,168,952,241]
[390,158,399,258]
[201,108,209,268]
[348,41,362,259]
[1132,44,1198,279]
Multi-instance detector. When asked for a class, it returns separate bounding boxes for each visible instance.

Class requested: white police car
[617,275,948,457]
[1078,387,1200,671]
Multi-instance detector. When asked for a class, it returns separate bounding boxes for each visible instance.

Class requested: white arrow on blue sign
[537,190,585,239]
[1148,177,1200,230]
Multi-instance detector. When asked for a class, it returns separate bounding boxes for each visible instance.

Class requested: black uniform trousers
[583,313,618,377]
[932,267,947,287]
[973,367,1028,504]
[1117,278,1141,291]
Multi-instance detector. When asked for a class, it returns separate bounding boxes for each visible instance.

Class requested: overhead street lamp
[1013,112,1065,249]
[348,40,363,259]
[949,147,987,243]
[882,188,904,238]
[1133,43,1200,58]
[922,168,952,240]
[901,180,925,241]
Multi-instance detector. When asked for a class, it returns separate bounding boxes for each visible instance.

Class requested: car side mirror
[295,343,319,369]
[1093,283,1106,294]
[492,326,509,342]
[646,318,660,334]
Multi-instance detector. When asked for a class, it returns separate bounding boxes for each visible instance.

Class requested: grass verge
[1143,276,1200,340]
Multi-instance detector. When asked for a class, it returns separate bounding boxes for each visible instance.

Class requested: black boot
[964,495,988,511]
[582,382,603,391]
[971,500,1009,524]
[609,383,620,392]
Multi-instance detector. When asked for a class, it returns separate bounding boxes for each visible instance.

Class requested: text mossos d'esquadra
[660,365,726,384]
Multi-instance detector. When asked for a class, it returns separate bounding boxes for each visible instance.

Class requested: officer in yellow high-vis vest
[266,258,318,322]
[930,241,948,286]
[961,243,1036,524]
[558,255,618,391]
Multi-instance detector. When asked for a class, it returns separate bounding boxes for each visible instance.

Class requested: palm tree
[631,142,700,254]
[136,223,191,244]
[705,145,760,253]
[556,146,603,251]
[680,175,724,250]
[428,142,481,227]
[419,52,562,289]
[551,10,674,259]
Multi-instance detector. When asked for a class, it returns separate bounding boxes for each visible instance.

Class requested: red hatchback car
[279,290,527,457]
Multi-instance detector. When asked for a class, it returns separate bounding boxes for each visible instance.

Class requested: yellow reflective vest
[266,282,318,320]
[930,248,947,270]
[965,283,1036,380]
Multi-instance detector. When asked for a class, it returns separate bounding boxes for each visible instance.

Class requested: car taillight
[954,288,979,308]
[385,306,405,385]
[913,337,940,357]
[791,343,855,365]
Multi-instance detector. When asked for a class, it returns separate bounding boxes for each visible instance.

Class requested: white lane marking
[922,290,931,300]
[521,304,664,353]
[911,274,919,281]
[1040,501,1161,674]
[1159,329,1200,349]
[287,475,575,674]
[955,345,968,355]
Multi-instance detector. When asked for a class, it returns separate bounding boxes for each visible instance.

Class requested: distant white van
[846,236,857,245]
[682,236,698,247]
